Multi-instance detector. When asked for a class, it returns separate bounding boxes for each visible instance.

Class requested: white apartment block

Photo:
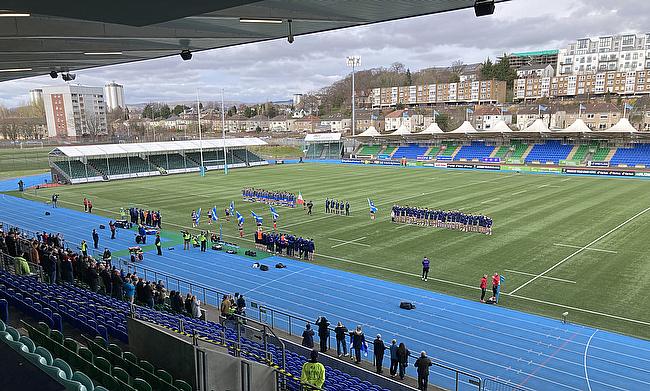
[557,32,650,76]
[42,85,107,138]
[104,81,125,110]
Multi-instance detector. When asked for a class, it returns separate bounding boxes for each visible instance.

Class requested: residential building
[556,33,650,76]
[42,84,107,138]
[385,109,424,132]
[29,89,43,105]
[104,81,125,110]
[514,106,559,130]
[320,113,351,133]
[269,115,290,132]
[563,103,621,130]
[504,50,559,69]
[516,64,555,79]
[472,105,512,130]
[245,115,270,132]
[515,70,650,100]
[291,115,320,132]
[354,111,384,133]
[371,79,506,108]
[292,94,303,107]
[459,63,483,82]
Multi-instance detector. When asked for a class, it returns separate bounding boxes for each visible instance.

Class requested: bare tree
[449,60,466,78]
[83,112,106,140]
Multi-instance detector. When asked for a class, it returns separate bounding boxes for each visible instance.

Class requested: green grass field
[0,147,51,179]
[9,163,650,339]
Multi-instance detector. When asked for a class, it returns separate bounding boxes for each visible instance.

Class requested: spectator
[185,293,193,315]
[480,274,488,303]
[302,323,315,349]
[60,254,73,283]
[14,252,30,276]
[220,295,234,320]
[491,272,500,302]
[191,295,202,318]
[47,251,58,284]
[334,321,348,358]
[415,351,433,391]
[100,265,112,295]
[143,282,154,308]
[350,325,366,364]
[92,229,99,249]
[87,263,100,292]
[373,334,386,374]
[123,278,135,304]
[397,342,410,380]
[300,350,325,391]
[102,248,112,268]
[315,316,330,353]
[235,293,246,316]
[111,270,124,299]
[389,339,399,377]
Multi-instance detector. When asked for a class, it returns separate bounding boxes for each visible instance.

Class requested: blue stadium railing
[1,219,526,391]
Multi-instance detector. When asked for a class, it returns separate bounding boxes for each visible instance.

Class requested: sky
[1,0,649,107]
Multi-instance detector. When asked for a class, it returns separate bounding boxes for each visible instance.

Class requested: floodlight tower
[346,56,360,150]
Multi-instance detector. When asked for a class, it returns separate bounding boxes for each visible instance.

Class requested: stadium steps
[383,145,397,157]
[426,146,441,156]
[519,144,535,161]
[604,148,617,162]
[357,145,381,156]
[566,145,583,161]
[450,146,462,159]
[51,163,72,182]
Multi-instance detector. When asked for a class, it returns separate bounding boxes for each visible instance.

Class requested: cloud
[1,0,648,107]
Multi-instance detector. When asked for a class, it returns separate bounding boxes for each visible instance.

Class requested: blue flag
[539,104,548,112]
[466,107,474,114]
[236,211,244,225]
[251,210,263,224]
[269,205,279,220]
[579,103,586,111]
[230,201,235,215]
[196,208,201,223]
[368,198,377,213]
[624,103,634,110]
[211,206,218,221]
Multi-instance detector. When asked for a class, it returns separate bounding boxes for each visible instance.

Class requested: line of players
[254,229,315,261]
[325,199,350,216]
[391,205,493,235]
[242,188,297,208]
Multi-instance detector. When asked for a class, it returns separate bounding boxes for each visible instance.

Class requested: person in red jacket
[491,273,500,302]
[480,275,488,303]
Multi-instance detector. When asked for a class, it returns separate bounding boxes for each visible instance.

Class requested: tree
[480,58,494,80]
[243,106,256,118]
[172,104,188,116]
[405,68,413,86]
[159,104,171,119]
[436,113,451,131]
[450,60,466,79]
[83,112,105,140]
[142,104,154,119]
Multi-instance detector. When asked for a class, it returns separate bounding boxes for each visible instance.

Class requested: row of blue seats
[0,270,390,391]
[610,144,650,166]
[393,145,429,159]
[525,140,573,164]
[455,142,496,160]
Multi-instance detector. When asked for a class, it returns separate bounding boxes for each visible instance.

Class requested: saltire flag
[211,206,218,221]
[269,205,279,220]
[624,103,634,110]
[579,103,586,111]
[466,107,474,114]
[496,274,505,304]
[236,211,244,225]
[196,207,201,224]
[297,192,305,205]
[433,110,440,117]
[368,198,378,213]
[251,210,263,224]
[229,201,235,215]
[539,104,548,112]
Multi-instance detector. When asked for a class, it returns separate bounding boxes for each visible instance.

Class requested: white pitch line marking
[329,236,370,248]
[511,206,650,294]
[554,243,618,254]
[511,190,528,196]
[480,197,501,204]
[505,269,576,284]
[584,329,599,391]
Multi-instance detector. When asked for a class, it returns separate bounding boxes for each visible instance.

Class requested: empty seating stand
[392,145,428,160]
[357,145,382,156]
[610,144,650,166]
[455,142,495,161]
[525,141,573,164]
[54,160,102,179]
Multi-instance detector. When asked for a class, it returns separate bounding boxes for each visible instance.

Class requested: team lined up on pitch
[242,188,302,208]
[391,205,493,234]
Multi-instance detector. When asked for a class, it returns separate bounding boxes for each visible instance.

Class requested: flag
[624,103,634,110]
[368,198,377,213]
[251,210,263,224]
[196,208,201,224]
[297,192,304,205]
[269,205,279,220]
[496,274,505,304]
[466,108,474,114]
[229,201,235,215]
[211,206,218,222]
[539,104,548,112]
[433,110,440,117]
[579,103,586,111]
[236,211,244,225]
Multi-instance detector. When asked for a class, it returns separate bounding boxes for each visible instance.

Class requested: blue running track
[1,194,650,391]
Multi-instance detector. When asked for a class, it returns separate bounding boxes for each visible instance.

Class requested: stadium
[2,2,650,391]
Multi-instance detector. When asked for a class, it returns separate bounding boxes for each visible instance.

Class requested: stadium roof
[563,119,591,133]
[49,137,266,158]
[355,126,381,138]
[0,0,510,82]
[603,118,637,134]
[510,50,559,57]
[417,122,445,135]
[449,121,477,134]
[521,119,550,133]
[483,120,512,133]
[383,124,411,136]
